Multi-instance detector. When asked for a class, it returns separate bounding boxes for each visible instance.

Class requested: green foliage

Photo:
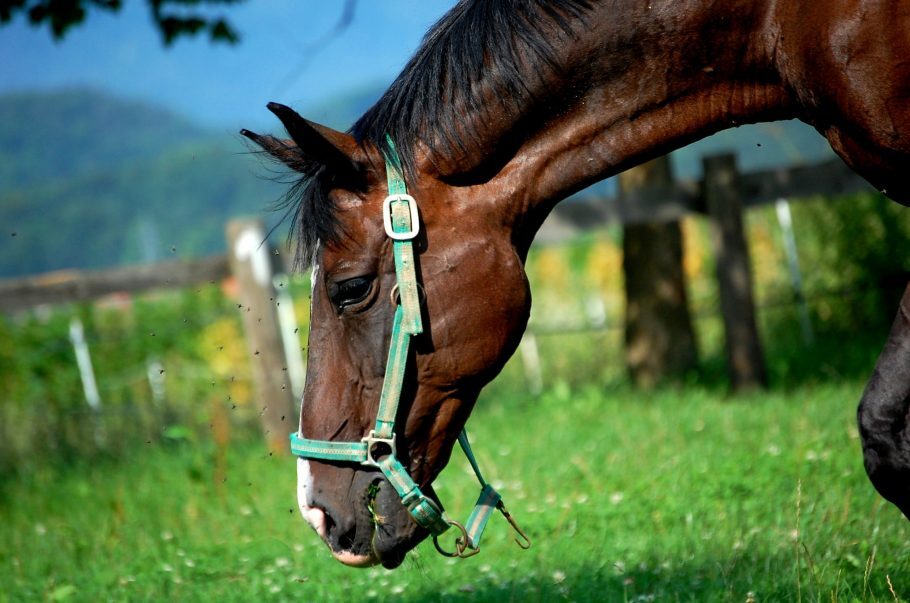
[514,188,910,391]
[0,0,243,45]
[0,283,263,475]
[741,191,910,386]
[790,191,910,318]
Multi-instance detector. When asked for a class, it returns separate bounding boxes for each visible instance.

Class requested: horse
[241,0,910,568]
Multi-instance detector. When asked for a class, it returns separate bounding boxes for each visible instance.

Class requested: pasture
[3,190,910,601]
[2,381,908,602]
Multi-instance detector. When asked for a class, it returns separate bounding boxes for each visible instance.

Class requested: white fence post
[146,357,166,406]
[274,274,306,401]
[775,198,814,346]
[69,317,101,410]
[519,332,544,396]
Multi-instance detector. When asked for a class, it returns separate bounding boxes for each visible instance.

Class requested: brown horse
[242,0,910,568]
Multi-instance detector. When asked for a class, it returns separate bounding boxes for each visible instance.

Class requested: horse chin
[326,540,408,569]
[326,546,407,570]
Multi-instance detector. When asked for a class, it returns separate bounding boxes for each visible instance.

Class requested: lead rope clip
[498,501,532,549]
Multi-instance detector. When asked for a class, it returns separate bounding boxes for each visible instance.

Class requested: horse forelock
[270,162,339,270]
[351,0,593,179]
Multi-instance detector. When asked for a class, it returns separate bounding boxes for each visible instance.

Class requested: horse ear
[241,102,361,183]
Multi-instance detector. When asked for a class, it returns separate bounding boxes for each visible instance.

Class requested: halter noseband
[289,137,529,558]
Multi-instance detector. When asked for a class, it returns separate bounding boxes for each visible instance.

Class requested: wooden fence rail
[0,255,229,314]
[537,156,872,241]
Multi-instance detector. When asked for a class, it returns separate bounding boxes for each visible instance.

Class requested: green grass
[2,382,909,602]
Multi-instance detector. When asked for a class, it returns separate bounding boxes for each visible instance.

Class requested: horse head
[243,103,532,567]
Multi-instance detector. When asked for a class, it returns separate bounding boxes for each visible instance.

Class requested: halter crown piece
[289,136,529,558]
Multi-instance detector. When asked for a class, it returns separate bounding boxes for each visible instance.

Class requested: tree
[0,0,244,45]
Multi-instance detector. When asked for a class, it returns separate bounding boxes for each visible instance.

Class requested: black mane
[352,0,591,176]
[285,0,591,267]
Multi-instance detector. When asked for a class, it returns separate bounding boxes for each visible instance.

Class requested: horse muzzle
[296,458,425,568]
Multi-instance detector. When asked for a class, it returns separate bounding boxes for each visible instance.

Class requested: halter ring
[360,431,396,467]
[432,520,479,558]
[389,282,426,306]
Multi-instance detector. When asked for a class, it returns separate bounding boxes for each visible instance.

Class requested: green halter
[289,137,529,558]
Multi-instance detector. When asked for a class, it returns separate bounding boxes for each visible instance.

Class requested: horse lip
[331,549,380,567]
[327,521,404,568]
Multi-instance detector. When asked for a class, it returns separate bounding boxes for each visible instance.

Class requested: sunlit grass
[2,381,909,601]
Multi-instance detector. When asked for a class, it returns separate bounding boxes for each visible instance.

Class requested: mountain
[580,119,836,199]
[0,89,212,189]
[0,89,286,278]
[0,87,837,279]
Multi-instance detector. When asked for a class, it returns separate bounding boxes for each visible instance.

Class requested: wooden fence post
[621,156,698,387]
[703,154,767,390]
[226,219,295,454]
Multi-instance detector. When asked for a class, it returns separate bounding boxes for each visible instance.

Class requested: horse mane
[282,0,592,267]
[352,0,592,176]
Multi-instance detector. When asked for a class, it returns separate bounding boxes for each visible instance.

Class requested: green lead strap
[456,430,532,552]
[463,484,502,549]
[377,455,451,535]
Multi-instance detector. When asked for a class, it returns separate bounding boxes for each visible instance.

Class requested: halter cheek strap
[289,137,529,558]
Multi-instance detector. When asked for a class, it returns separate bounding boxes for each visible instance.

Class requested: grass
[2,381,909,602]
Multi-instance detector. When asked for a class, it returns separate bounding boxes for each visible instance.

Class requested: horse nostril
[302,506,329,539]
[321,509,335,534]
[319,506,359,553]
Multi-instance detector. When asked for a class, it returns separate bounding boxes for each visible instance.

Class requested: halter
[289,137,529,558]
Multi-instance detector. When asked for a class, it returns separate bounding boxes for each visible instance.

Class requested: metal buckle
[360,431,396,467]
[382,194,420,240]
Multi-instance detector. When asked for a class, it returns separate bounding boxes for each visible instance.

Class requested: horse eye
[331,276,373,310]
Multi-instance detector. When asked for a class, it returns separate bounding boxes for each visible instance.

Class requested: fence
[0,152,887,460]
[536,156,871,240]
[0,236,306,467]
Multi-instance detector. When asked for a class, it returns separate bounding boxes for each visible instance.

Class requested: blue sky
[2,1,455,128]
[1,0,833,171]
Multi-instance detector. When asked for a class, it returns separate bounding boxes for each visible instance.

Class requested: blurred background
[2,1,910,600]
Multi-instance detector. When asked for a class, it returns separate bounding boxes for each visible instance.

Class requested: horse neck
[453,0,797,252]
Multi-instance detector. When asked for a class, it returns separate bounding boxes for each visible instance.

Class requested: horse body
[243,0,910,567]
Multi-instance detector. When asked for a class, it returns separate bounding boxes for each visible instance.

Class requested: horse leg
[858,283,910,519]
